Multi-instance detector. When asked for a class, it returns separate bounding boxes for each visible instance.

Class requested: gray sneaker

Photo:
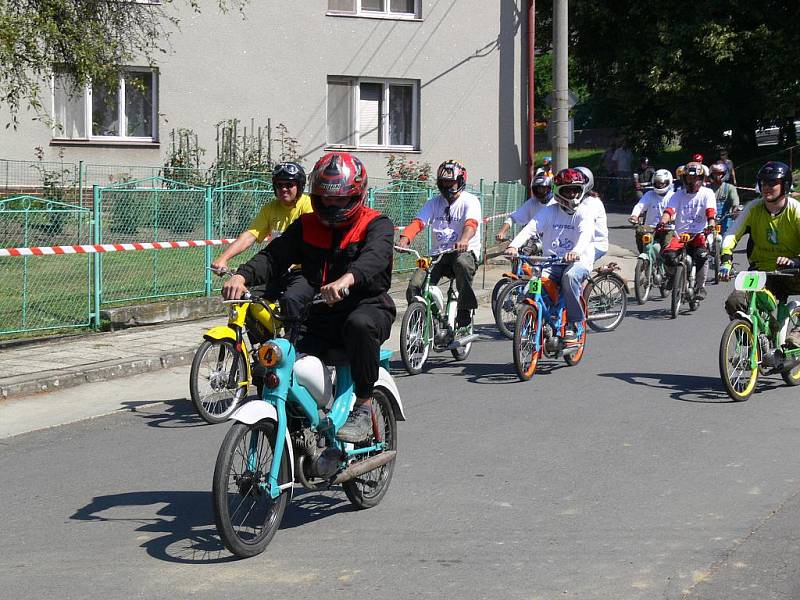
[786,328,800,349]
[336,404,373,443]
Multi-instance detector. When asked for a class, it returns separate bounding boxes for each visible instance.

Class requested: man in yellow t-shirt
[212,162,313,273]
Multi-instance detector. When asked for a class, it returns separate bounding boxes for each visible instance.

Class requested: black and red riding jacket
[236,207,395,312]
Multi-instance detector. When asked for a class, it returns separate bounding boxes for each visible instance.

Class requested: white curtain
[359,83,382,145]
[53,75,86,138]
[327,78,356,146]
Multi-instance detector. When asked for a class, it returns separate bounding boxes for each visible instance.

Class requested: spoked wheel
[513,304,541,381]
[634,258,652,305]
[213,421,290,557]
[400,301,431,375]
[495,280,527,339]
[781,307,800,386]
[714,239,722,284]
[564,299,589,366]
[491,277,511,315]
[658,263,668,298]
[451,316,473,361]
[586,274,627,332]
[189,339,248,424]
[343,388,398,509]
[719,319,759,401]
[670,264,685,319]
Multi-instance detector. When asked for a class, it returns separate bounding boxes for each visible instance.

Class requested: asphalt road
[2,212,800,600]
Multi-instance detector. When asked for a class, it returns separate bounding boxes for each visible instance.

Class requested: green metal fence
[0,196,92,335]
[0,161,526,338]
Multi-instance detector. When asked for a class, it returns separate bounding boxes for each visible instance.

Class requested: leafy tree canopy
[535,0,800,154]
[0,0,245,128]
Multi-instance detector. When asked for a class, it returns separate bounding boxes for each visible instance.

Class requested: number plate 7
[734,271,767,292]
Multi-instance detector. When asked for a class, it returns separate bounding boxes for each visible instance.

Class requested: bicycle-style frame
[735,272,800,371]
[255,338,393,499]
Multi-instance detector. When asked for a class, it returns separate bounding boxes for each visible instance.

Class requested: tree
[0,0,245,128]
[534,0,800,154]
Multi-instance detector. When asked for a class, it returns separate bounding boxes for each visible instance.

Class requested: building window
[327,77,419,150]
[52,69,158,142]
[327,0,420,19]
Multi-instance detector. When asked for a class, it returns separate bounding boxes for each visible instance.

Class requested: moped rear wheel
[714,238,722,284]
[564,298,589,366]
[586,274,627,332]
[344,388,398,509]
[513,304,541,381]
[451,316,473,361]
[213,421,290,557]
[634,258,651,305]
[190,339,248,424]
[495,280,526,339]
[719,319,759,401]
[781,307,800,386]
[400,302,430,375]
[670,264,685,319]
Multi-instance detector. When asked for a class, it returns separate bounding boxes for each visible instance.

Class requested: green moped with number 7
[718,268,800,401]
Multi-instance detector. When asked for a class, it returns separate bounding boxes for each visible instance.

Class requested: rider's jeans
[407,251,478,312]
[546,263,591,324]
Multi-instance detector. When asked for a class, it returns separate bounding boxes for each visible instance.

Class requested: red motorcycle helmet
[553,168,590,213]
[308,152,368,227]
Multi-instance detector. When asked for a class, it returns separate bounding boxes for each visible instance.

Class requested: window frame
[327,0,421,20]
[51,67,159,143]
[327,76,420,152]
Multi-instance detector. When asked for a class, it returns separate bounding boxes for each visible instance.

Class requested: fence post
[91,185,101,330]
[204,186,213,296]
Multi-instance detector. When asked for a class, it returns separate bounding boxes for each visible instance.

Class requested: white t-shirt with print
[504,197,556,226]
[581,194,609,253]
[415,191,482,257]
[631,189,674,227]
[509,203,595,271]
[666,186,716,234]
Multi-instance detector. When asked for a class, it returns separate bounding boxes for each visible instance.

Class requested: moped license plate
[528,278,542,295]
[734,271,767,292]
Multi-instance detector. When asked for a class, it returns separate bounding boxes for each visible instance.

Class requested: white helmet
[575,166,594,192]
[652,169,673,195]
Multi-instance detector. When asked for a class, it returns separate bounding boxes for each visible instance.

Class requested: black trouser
[298,294,396,399]
[725,274,800,318]
[261,268,310,322]
[406,251,478,312]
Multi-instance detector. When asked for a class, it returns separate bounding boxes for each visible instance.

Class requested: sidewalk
[0,244,636,401]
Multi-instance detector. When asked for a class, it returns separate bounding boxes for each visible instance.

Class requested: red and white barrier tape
[392,212,513,232]
[0,238,235,257]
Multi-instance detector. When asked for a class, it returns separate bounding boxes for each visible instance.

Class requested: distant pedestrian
[718,149,737,185]
[634,156,655,200]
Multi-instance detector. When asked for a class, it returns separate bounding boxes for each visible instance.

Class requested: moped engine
[293,428,343,483]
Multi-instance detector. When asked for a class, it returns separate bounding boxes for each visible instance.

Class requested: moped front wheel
[400,301,431,375]
[586,274,627,332]
[670,264,685,319]
[189,339,248,424]
[719,319,759,401]
[343,388,398,509]
[513,304,541,381]
[634,258,652,304]
[495,280,527,339]
[213,421,290,557]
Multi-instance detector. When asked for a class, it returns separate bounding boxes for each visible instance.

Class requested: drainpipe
[526,0,536,189]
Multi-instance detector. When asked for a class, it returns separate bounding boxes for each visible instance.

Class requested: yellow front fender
[203,326,237,342]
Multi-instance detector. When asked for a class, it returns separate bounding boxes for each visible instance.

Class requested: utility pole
[526,0,536,187]
[552,0,569,170]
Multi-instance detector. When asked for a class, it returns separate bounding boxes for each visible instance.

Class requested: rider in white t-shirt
[398,160,482,330]
[628,168,675,252]
[657,161,716,299]
[505,168,595,343]
[575,166,608,261]
[495,170,555,242]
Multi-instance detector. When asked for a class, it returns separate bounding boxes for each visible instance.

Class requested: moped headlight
[642,234,652,244]
[257,342,283,367]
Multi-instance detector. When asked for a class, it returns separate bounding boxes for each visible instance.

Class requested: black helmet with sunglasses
[271,161,307,193]
[756,161,793,198]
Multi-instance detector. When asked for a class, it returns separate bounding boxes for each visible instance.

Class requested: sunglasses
[274,181,297,189]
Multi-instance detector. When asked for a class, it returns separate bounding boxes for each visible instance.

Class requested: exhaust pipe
[446,334,480,349]
[332,450,397,484]
[588,312,619,321]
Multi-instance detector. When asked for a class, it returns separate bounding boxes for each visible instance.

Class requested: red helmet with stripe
[309,152,368,227]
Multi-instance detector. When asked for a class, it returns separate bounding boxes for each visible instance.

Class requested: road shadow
[598,371,784,403]
[71,486,357,563]
[122,398,215,429]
